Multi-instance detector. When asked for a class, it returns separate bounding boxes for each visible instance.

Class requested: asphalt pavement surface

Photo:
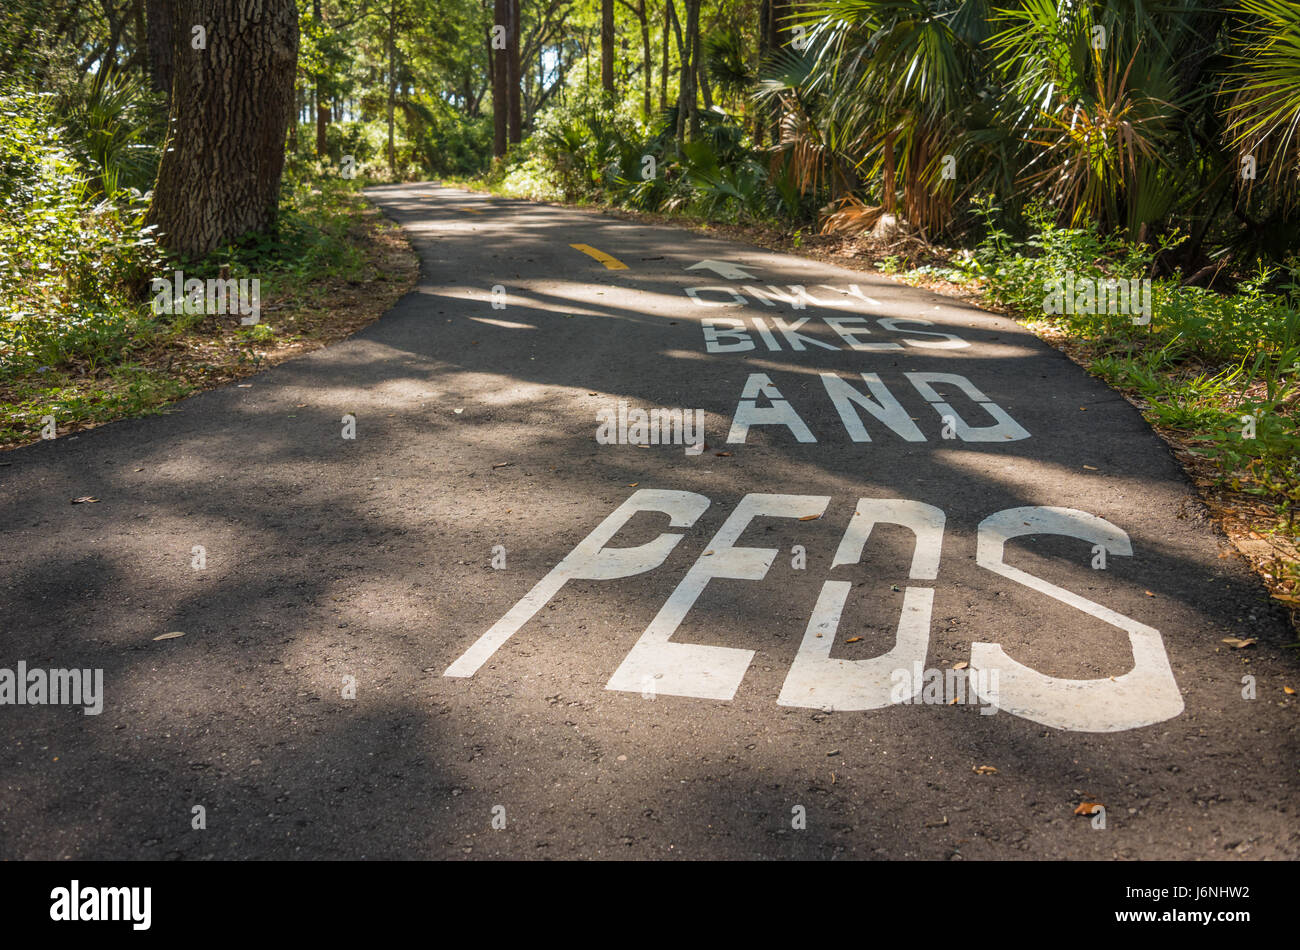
[1,183,1296,859]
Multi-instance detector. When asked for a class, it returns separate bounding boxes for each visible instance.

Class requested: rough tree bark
[146,0,299,258]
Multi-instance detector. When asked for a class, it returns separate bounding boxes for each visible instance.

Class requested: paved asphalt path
[1,183,1296,860]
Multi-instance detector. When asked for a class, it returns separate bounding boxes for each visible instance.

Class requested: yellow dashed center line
[570,243,628,270]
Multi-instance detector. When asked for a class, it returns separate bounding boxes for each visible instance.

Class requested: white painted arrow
[686,259,758,280]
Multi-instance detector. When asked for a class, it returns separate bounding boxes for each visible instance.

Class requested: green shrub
[0,90,162,376]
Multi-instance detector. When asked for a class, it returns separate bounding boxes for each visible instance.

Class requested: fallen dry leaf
[1074,802,1104,816]
[627,482,638,487]
[952,661,969,670]
[845,636,863,643]
[715,451,732,457]
[71,496,99,504]
[1083,464,1098,470]
[972,765,997,775]
[798,514,821,521]
[153,632,186,641]
[1222,637,1257,649]
[1284,686,1296,695]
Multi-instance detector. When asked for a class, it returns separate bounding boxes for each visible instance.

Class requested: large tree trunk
[145,0,173,100]
[146,0,298,258]
[600,0,615,94]
[492,0,508,157]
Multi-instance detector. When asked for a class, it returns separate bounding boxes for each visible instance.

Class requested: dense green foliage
[896,209,1300,541]
[0,90,161,374]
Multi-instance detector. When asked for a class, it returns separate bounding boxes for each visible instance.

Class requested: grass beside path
[1,178,418,450]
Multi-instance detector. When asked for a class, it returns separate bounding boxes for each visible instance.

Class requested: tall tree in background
[507,0,522,143]
[618,0,651,118]
[679,0,700,138]
[492,0,508,156]
[600,0,615,93]
[757,0,790,146]
[313,0,330,155]
[145,0,173,100]
[660,0,670,110]
[146,0,299,257]
[518,0,570,124]
[385,0,401,176]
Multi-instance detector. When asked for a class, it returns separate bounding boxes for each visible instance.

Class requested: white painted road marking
[443,489,709,677]
[686,259,759,279]
[446,492,1183,732]
[972,507,1185,732]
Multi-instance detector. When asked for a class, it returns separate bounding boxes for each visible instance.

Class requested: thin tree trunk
[756,0,769,144]
[601,0,615,93]
[130,0,148,74]
[680,0,700,139]
[771,0,790,46]
[386,0,398,177]
[146,0,299,257]
[883,131,897,215]
[288,83,299,154]
[507,0,521,143]
[638,0,651,119]
[697,47,711,111]
[314,0,329,156]
[492,0,508,157]
[667,0,686,140]
[145,0,172,100]
[660,1,669,112]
